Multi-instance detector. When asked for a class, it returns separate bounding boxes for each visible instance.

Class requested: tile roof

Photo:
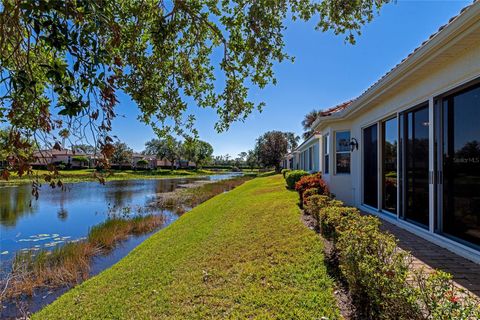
[319,100,355,117]
[317,0,478,119]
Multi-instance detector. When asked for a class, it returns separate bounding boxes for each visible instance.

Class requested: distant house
[295,133,321,173]
[281,153,295,170]
[281,133,321,173]
[32,149,78,167]
[287,2,480,263]
[31,149,197,171]
[132,153,157,169]
[155,158,196,169]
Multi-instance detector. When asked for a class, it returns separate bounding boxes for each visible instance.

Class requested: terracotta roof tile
[319,100,355,117]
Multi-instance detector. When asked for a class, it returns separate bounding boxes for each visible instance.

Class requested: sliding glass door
[382,118,398,214]
[363,124,378,208]
[400,104,429,227]
[438,82,480,248]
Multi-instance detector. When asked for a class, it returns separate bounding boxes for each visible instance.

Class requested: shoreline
[0,169,228,187]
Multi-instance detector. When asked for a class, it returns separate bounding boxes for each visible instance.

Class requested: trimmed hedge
[294,173,329,204]
[281,168,291,178]
[301,194,480,319]
[284,170,308,189]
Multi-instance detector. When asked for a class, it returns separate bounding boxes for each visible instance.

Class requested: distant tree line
[144,137,213,169]
[0,127,214,171]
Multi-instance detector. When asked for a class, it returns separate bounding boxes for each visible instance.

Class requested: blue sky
[111,0,471,156]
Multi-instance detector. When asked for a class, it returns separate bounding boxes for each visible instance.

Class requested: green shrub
[304,195,343,224]
[302,188,319,205]
[295,173,329,204]
[306,195,480,319]
[337,215,417,319]
[412,269,480,319]
[72,155,89,164]
[281,168,291,178]
[284,170,308,189]
[320,206,360,242]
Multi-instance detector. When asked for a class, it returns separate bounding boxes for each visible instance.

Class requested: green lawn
[34,175,340,319]
[1,168,217,185]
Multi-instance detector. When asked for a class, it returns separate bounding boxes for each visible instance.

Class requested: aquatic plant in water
[0,214,164,301]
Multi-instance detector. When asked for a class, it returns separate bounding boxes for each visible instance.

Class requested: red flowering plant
[295,173,329,205]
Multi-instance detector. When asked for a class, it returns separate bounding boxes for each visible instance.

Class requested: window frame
[308,146,314,171]
[323,134,330,174]
[335,130,351,174]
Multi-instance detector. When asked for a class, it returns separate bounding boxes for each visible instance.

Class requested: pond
[0,172,241,318]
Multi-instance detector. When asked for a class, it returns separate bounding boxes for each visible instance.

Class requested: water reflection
[0,185,36,227]
[0,173,239,262]
[57,208,68,221]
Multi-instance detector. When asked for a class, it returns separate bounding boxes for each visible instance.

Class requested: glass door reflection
[382,118,397,214]
[439,82,480,248]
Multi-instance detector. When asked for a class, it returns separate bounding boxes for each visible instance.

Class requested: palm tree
[301,110,321,139]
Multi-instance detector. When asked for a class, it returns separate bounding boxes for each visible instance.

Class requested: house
[132,153,157,169]
[282,153,295,170]
[293,133,322,173]
[32,149,80,167]
[155,159,196,169]
[304,2,480,262]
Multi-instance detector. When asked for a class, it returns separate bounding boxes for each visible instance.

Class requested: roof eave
[313,1,480,130]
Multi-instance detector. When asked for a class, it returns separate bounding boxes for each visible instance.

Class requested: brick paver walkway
[378,219,480,297]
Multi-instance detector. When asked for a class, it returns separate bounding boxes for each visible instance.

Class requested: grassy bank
[0,168,218,186]
[154,175,253,214]
[34,175,339,319]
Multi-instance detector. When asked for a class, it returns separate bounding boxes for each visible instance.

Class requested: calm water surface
[0,173,240,317]
[0,173,238,264]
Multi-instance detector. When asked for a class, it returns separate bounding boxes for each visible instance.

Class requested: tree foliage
[145,139,169,160]
[72,155,89,164]
[246,149,259,170]
[144,137,181,169]
[302,110,321,139]
[0,0,390,181]
[191,140,214,168]
[0,127,34,178]
[146,137,213,169]
[255,131,297,173]
[110,141,133,168]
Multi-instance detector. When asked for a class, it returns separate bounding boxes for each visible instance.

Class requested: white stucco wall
[315,29,480,262]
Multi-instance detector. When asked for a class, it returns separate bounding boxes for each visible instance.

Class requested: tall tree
[181,138,214,168]
[301,110,321,139]
[246,149,259,171]
[284,132,300,152]
[144,139,169,160]
[181,138,198,166]
[111,142,133,170]
[163,137,181,170]
[0,0,390,180]
[237,152,248,162]
[255,131,293,173]
[194,140,214,169]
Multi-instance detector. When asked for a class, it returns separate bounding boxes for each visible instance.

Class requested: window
[309,146,314,171]
[335,131,351,174]
[323,135,329,174]
[382,117,397,214]
[363,124,378,208]
[399,104,429,228]
[437,81,480,248]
